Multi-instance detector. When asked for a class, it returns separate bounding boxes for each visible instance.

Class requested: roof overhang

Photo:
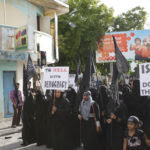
[26,0,69,16]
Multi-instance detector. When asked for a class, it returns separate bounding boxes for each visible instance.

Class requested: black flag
[91,50,96,74]
[113,36,129,74]
[110,63,119,105]
[136,65,139,79]
[80,50,96,91]
[110,36,129,104]
[23,64,28,96]
[27,54,37,81]
[75,57,81,84]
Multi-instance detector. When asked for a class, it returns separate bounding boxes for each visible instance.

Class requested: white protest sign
[139,63,150,96]
[43,67,69,90]
[69,74,76,88]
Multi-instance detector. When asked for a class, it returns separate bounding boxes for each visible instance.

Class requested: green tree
[113,6,147,31]
[58,3,147,74]
[58,0,114,71]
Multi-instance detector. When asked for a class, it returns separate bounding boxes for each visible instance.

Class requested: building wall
[0,60,17,117]
[0,0,43,117]
[16,61,25,97]
[0,0,43,29]
[0,0,59,119]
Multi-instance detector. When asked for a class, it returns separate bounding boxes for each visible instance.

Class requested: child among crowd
[123,116,150,150]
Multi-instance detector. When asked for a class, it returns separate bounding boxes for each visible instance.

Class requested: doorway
[3,71,16,118]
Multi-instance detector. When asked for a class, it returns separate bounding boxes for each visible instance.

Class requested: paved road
[0,132,81,150]
[0,132,51,150]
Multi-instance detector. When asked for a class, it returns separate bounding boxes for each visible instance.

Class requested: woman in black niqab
[50,90,75,150]
[130,80,148,122]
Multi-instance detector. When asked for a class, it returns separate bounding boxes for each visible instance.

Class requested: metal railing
[34,30,56,64]
[0,25,16,51]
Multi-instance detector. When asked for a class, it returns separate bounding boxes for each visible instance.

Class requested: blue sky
[101,0,150,29]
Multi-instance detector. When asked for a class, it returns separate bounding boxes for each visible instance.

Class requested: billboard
[96,30,150,63]
[15,26,28,51]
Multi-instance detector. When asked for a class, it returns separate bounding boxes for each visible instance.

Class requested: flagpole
[37,44,45,93]
[37,43,40,80]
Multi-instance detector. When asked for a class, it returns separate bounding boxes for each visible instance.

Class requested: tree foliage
[58,1,147,73]
[113,6,147,31]
[58,0,114,71]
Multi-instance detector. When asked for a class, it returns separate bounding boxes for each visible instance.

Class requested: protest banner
[43,67,69,90]
[68,74,76,88]
[139,63,150,96]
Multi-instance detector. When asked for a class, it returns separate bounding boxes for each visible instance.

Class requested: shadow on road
[0,142,51,150]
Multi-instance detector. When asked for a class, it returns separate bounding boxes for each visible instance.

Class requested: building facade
[0,0,69,119]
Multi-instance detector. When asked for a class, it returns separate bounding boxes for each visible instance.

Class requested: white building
[0,0,69,119]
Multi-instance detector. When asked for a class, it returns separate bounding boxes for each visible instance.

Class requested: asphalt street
[0,132,51,150]
[0,132,81,150]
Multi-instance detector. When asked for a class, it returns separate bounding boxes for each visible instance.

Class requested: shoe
[21,142,29,146]
[11,125,16,128]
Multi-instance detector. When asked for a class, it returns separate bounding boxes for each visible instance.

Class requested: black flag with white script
[81,50,96,91]
[113,36,129,74]
[27,54,37,81]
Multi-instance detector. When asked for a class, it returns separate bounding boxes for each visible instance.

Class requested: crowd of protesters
[10,78,149,150]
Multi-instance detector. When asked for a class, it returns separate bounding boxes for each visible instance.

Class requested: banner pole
[53,90,56,106]
[37,43,40,80]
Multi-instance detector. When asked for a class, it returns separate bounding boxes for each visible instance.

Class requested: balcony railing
[0,25,16,51]
[34,30,56,64]
[0,25,56,63]
[0,25,35,61]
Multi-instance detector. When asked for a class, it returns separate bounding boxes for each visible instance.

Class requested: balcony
[0,25,29,61]
[0,25,56,63]
[34,30,56,64]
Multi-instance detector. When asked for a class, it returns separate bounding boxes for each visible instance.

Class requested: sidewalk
[0,118,22,137]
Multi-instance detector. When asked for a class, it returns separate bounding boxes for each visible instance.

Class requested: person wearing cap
[123,116,150,150]
[50,90,75,150]
[78,91,101,150]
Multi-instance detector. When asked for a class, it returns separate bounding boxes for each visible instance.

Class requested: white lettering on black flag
[43,67,69,90]
[139,63,150,96]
